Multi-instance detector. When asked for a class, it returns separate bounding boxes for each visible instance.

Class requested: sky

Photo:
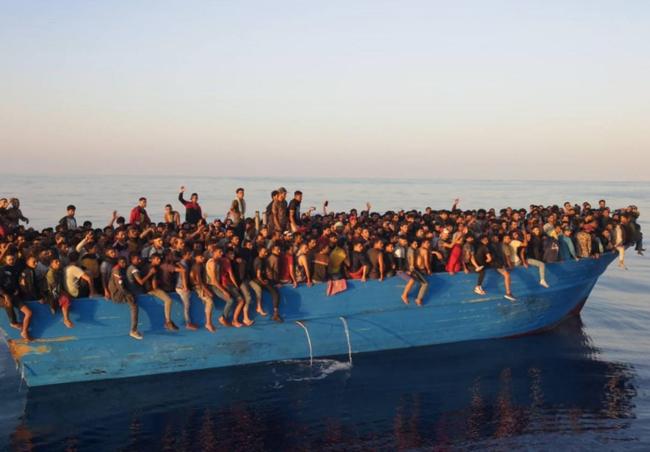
[1,0,649,180]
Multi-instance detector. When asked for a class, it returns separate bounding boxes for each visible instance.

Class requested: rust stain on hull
[6,336,77,360]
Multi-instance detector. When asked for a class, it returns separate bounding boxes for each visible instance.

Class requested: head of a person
[151,234,163,248]
[117,256,128,269]
[353,241,364,253]
[294,190,303,202]
[164,204,173,215]
[213,247,224,259]
[191,192,199,203]
[10,198,19,208]
[66,205,76,217]
[150,253,162,267]
[26,255,38,269]
[236,188,244,200]
[277,187,287,201]
[138,197,147,208]
[271,244,281,256]
[599,199,606,208]
[480,235,489,245]
[68,251,80,263]
[271,190,278,201]
[4,253,16,267]
[130,254,141,266]
[50,256,61,270]
[105,248,118,260]
[0,198,7,209]
[258,247,268,258]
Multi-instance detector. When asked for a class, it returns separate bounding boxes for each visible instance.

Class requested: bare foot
[186,323,198,331]
[243,319,255,326]
[9,322,22,330]
[415,298,423,306]
[232,320,243,328]
[401,294,410,305]
[205,324,216,333]
[20,331,32,342]
[271,311,283,323]
[63,319,74,328]
[256,307,268,316]
[218,316,231,327]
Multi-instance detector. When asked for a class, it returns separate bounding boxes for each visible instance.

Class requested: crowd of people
[0,190,644,341]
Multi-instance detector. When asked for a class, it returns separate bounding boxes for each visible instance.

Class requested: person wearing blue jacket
[559,228,578,261]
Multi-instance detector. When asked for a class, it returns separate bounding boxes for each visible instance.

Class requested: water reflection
[2,317,637,451]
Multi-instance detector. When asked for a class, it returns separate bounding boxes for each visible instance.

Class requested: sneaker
[540,280,549,288]
[130,331,143,340]
[637,250,644,256]
[504,294,517,302]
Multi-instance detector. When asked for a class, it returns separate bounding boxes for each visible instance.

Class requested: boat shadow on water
[0,316,638,451]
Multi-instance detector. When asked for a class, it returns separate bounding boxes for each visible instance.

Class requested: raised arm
[178,186,189,207]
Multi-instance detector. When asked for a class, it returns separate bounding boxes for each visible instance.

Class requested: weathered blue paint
[0,254,616,387]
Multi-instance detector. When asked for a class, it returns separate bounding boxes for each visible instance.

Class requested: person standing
[59,205,78,232]
[288,191,303,233]
[270,187,289,234]
[229,188,246,226]
[129,197,151,228]
[178,186,203,225]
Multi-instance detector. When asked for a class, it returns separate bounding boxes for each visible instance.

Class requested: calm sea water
[0,176,649,451]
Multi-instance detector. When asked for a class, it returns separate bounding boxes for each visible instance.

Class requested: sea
[0,175,649,451]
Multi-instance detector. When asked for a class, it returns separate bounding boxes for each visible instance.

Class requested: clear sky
[1,1,649,180]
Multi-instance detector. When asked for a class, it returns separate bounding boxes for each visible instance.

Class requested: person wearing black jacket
[1,253,33,340]
[58,205,77,232]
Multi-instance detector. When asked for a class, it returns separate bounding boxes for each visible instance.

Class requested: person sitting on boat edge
[45,255,74,328]
[1,251,34,340]
[108,256,143,340]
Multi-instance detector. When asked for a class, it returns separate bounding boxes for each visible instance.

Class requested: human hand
[180,186,186,193]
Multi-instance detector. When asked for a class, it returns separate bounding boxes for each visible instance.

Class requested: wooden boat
[0,253,616,387]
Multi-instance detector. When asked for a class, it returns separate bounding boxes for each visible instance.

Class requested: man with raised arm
[178,186,203,225]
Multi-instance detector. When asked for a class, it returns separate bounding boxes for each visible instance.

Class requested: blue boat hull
[0,254,616,387]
